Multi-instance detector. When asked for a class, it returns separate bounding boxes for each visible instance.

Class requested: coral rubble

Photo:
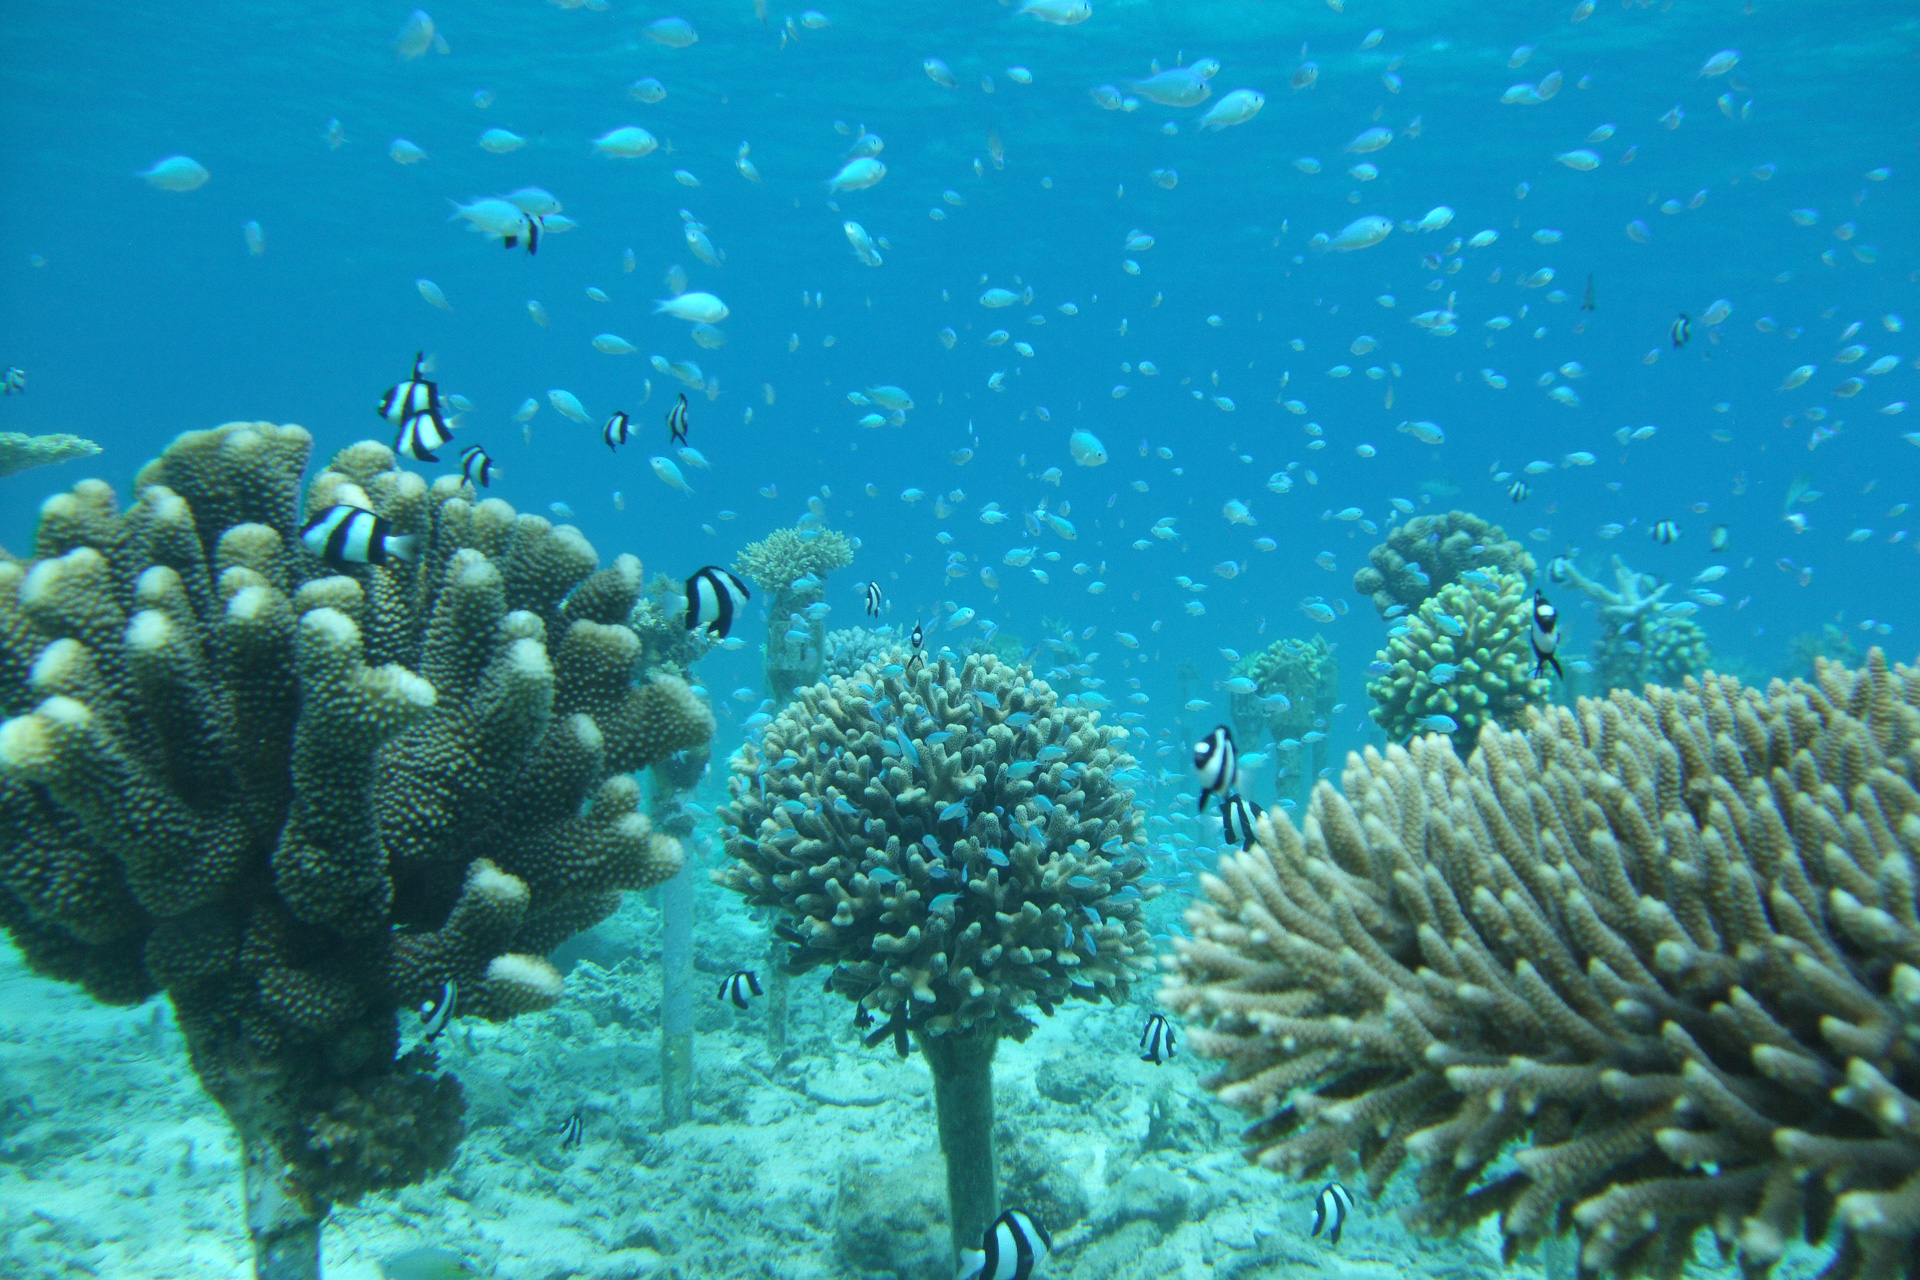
[1353,510,1536,620]
[1165,652,1920,1280]
[0,423,710,1276]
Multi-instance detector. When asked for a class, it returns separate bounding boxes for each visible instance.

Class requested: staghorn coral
[0,430,101,479]
[1354,510,1536,620]
[733,525,856,700]
[0,423,710,1279]
[1367,568,1547,754]
[716,648,1154,1259]
[1559,554,1709,694]
[1163,651,1920,1280]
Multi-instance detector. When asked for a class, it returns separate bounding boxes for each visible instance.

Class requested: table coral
[715,648,1154,1259]
[0,423,711,1278]
[1165,651,1920,1280]
[0,430,101,479]
[1366,569,1547,754]
[1557,554,1710,693]
[1353,510,1536,620]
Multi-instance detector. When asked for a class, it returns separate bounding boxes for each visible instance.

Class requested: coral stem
[920,1027,1000,1262]
[240,1120,321,1280]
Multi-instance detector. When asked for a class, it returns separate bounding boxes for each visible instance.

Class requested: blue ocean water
[4,1,1916,764]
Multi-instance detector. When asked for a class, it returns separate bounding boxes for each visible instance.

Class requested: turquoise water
[0,1,1915,1276]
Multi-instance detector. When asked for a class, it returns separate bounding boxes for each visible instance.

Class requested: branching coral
[1367,569,1548,754]
[1353,510,1536,620]
[716,648,1153,1258]
[1164,651,1920,1280]
[825,625,900,679]
[1558,555,1709,694]
[0,430,101,479]
[0,423,711,1278]
[733,525,856,699]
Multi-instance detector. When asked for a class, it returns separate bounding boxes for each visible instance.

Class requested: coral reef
[628,570,716,680]
[1353,510,1536,620]
[716,648,1154,1258]
[733,525,855,700]
[0,423,710,1277]
[1366,568,1547,754]
[1559,555,1710,694]
[0,431,100,479]
[825,625,899,679]
[1229,636,1339,808]
[1792,623,1862,683]
[1164,651,1920,1280]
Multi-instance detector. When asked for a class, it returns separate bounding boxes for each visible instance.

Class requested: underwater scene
[2,1,1918,1278]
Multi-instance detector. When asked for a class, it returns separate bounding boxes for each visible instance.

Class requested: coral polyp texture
[1162,652,1920,1280]
[0,423,709,1238]
[1352,509,1537,620]
[0,430,101,479]
[1366,568,1548,752]
[715,650,1156,1044]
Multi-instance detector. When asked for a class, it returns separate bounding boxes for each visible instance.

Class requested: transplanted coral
[0,423,712,1278]
[0,430,101,479]
[1165,651,1920,1280]
[1366,568,1547,753]
[824,625,899,679]
[1229,635,1337,743]
[734,524,856,699]
[1558,554,1709,693]
[1352,509,1536,620]
[716,649,1153,1258]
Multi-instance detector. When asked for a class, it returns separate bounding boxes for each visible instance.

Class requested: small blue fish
[1433,614,1465,637]
[928,892,962,913]
[867,866,900,884]
[1067,874,1098,889]
[976,690,1002,709]
[1367,661,1393,677]
[922,835,943,856]
[1038,745,1068,762]
[986,848,1011,867]
[895,725,920,767]
[1081,905,1101,924]
[1460,569,1496,587]
[1033,795,1057,814]
[927,731,953,744]
[1416,713,1460,733]
[1428,663,1458,684]
[1008,761,1038,779]
[939,800,971,824]
[778,799,806,814]
[744,713,772,729]
[1006,712,1034,728]
[833,797,860,817]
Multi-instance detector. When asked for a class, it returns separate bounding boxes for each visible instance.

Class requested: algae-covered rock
[1352,509,1535,619]
[1365,568,1546,753]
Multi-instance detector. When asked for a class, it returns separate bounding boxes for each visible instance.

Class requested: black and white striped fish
[2,366,24,395]
[604,410,632,451]
[666,393,690,444]
[1508,480,1529,503]
[1139,1013,1176,1065]
[718,969,761,1009]
[1650,520,1681,544]
[1193,725,1237,814]
[1220,792,1262,851]
[379,352,452,461]
[557,1111,583,1149]
[1310,1182,1355,1246]
[460,443,499,489]
[418,980,456,1041]
[300,504,419,566]
[502,214,543,256]
[864,580,883,617]
[686,566,751,639]
[1529,592,1564,680]
[957,1209,1051,1280]
[1670,313,1692,348]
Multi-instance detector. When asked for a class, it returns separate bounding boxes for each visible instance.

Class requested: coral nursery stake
[717,649,1155,1262]
[0,423,712,1279]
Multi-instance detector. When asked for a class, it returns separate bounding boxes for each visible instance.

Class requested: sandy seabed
[0,885,1833,1280]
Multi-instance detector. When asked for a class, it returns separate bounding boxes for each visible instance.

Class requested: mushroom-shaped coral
[1229,635,1338,806]
[1353,509,1536,620]
[733,525,856,699]
[716,649,1153,1261]
[1366,568,1547,753]
[0,424,710,1279]
[1164,651,1920,1280]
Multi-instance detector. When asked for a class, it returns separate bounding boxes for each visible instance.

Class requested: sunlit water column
[650,764,700,1128]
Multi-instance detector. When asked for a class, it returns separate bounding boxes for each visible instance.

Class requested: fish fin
[528,219,540,255]
[1550,654,1564,680]
[503,235,517,250]
[384,534,421,563]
